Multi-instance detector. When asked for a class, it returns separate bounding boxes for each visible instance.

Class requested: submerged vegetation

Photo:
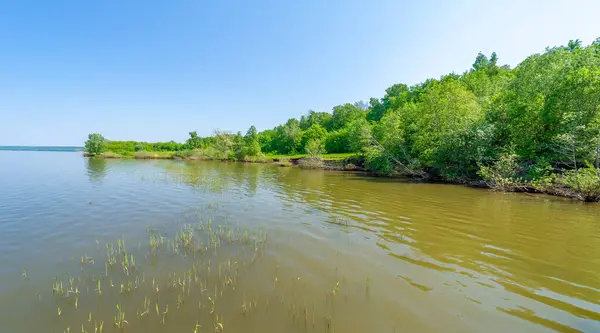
[84,39,600,200]
[20,206,384,333]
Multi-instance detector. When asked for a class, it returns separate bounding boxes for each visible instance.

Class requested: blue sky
[1,0,599,146]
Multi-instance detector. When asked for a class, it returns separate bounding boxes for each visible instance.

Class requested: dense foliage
[84,133,106,156]
[87,39,600,199]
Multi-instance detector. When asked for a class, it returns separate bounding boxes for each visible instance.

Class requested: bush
[364,146,396,175]
[325,130,349,154]
[305,139,325,158]
[478,153,523,190]
[524,158,554,181]
[556,166,600,201]
[243,141,261,157]
[134,151,156,159]
[173,150,192,159]
[297,157,324,169]
[274,158,292,167]
[243,153,269,163]
[101,151,122,158]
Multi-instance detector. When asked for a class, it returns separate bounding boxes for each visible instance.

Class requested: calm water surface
[0,151,599,333]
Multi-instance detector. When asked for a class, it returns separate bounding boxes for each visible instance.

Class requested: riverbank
[85,150,356,163]
[85,150,600,202]
[87,150,364,171]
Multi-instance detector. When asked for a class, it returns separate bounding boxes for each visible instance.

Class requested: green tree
[366,97,385,122]
[472,52,490,71]
[543,65,600,168]
[185,131,204,149]
[433,121,496,181]
[567,39,582,51]
[213,130,235,158]
[489,44,599,162]
[84,133,106,156]
[331,103,365,130]
[381,83,411,111]
[346,118,372,154]
[462,52,512,108]
[243,125,261,156]
[301,123,328,150]
[372,110,406,157]
[412,78,483,166]
[274,118,302,154]
[325,129,349,154]
[232,131,244,160]
[300,110,333,131]
[258,129,276,153]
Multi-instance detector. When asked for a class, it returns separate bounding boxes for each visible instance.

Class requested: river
[0,151,599,332]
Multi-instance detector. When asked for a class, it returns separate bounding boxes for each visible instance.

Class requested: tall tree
[331,103,364,130]
[412,78,482,165]
[243,125,261,156]
[84,133,106,156]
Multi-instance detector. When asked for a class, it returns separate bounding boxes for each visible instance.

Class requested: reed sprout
[114,304,128,328]
[27,210,352,333]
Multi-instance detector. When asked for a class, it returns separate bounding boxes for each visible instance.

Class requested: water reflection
[6,154,597,333]
[85,157,107,183]
[160,162,600,331]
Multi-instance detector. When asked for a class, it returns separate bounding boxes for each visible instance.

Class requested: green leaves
[331,103,365,130]
[243,126,261,156]
[84,133,106,156]
[411,78,482,166]
[301,124,327,150]
[84,39,600,196]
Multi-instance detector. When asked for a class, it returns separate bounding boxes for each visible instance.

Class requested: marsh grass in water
[12,204,396,333]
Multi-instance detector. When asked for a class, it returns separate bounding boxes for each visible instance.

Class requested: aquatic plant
[114,304,128,328]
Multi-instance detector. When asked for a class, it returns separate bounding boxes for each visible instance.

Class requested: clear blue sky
[1,0,599,146]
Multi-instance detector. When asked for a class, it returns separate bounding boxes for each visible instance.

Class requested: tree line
[86,39,600,200]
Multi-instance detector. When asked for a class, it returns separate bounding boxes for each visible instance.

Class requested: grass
[98,149,356,163]
[266,153,355,161]
[134,151,176,159]
[100,151,124,158]
[99,151,177,159]
[274,158,292,167]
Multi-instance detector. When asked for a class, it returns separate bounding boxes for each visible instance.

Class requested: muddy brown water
[0,151,599,332]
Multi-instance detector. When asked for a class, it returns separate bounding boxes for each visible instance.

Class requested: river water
[0,151,599,333]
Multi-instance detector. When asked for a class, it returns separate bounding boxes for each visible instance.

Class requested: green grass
[266,153,355,161]
[101,151,176,159]
[100,150,356,162]
[139,151,177,159]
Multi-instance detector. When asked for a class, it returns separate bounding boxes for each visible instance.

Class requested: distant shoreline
[0,146,83,152]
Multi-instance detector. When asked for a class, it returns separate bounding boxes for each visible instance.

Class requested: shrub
[305,139,325,158]
[324,129,349,154]
[134,151,157,159]
[274,158,292,167]
[478,153,522,190]
[173,150,192,159]
[556,166,600,201]
[101,151,122,158]
[297,157,324,169]
[243,153,269,163]
[364,146,396,175]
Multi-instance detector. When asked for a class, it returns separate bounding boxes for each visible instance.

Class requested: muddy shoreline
[85,153,598,202]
